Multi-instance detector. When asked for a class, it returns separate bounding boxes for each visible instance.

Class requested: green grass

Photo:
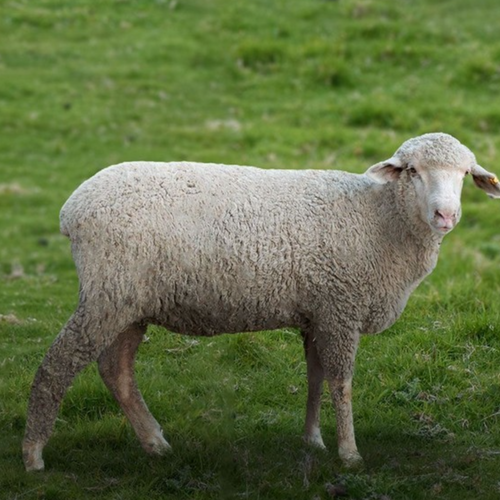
[2,0,500,498]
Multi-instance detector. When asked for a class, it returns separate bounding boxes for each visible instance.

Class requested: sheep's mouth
[429,220,456,235]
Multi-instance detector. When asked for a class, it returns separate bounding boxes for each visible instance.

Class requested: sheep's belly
[153,307,297,337]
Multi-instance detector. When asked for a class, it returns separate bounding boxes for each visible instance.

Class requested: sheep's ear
[365,157,403,184]
[471,164,500,198]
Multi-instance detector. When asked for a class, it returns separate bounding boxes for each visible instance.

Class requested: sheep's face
[406,161,467,235]
[366,133,500,236]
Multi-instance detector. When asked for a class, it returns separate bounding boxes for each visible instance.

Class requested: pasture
[1,0,500,498]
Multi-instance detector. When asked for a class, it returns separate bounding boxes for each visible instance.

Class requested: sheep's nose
[434,209,456,231]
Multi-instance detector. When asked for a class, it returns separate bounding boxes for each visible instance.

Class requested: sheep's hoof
[25,459,45,472]
[143,435,172,456]
[304,432,327,450]
[23,442,45,472]
[339,450,364,471]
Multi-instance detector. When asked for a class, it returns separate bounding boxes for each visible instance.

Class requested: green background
[1,1,500,498]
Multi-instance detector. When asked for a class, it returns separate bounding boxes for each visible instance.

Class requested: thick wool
[62,163,435,337]
[23,133,500,471]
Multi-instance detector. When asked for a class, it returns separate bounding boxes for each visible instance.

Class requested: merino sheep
[23,133,500,471]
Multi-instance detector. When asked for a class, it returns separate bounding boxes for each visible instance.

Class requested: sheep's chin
[428,221,455,236]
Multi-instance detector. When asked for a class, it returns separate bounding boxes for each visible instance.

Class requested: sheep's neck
[381,182,442,278]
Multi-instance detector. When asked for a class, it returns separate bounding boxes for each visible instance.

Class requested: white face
[409,162,470,235]
[365,134,500,235]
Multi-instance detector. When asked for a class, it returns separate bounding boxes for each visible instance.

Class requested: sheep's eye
[408,167,418,176]
[465,170,470,176]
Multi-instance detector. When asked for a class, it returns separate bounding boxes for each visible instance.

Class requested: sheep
[23,133,500,472]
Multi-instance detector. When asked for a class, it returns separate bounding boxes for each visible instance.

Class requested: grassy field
[2,0,500,498]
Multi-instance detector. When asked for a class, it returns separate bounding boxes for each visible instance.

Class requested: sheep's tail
[60,221,70,237]
[59,201,71,237]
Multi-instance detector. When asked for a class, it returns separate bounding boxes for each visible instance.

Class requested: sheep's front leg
[317,326,363,469]
[328,376,362,468]
[97,324,171,456]
[23,309,103,471]
[303,330,326,449]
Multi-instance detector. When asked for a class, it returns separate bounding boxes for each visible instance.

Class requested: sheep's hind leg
[23,308,104,472]
[302,330,326,449]
[97,324,171,456]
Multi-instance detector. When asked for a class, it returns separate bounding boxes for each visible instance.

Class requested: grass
[2,0,500,498]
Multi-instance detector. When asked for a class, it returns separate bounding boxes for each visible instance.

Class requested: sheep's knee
[23,441,44,472]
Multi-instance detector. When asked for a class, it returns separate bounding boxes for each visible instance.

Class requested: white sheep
[23,133,500,471]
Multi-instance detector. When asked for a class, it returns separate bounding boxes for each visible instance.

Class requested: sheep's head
[365,133,500,236]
